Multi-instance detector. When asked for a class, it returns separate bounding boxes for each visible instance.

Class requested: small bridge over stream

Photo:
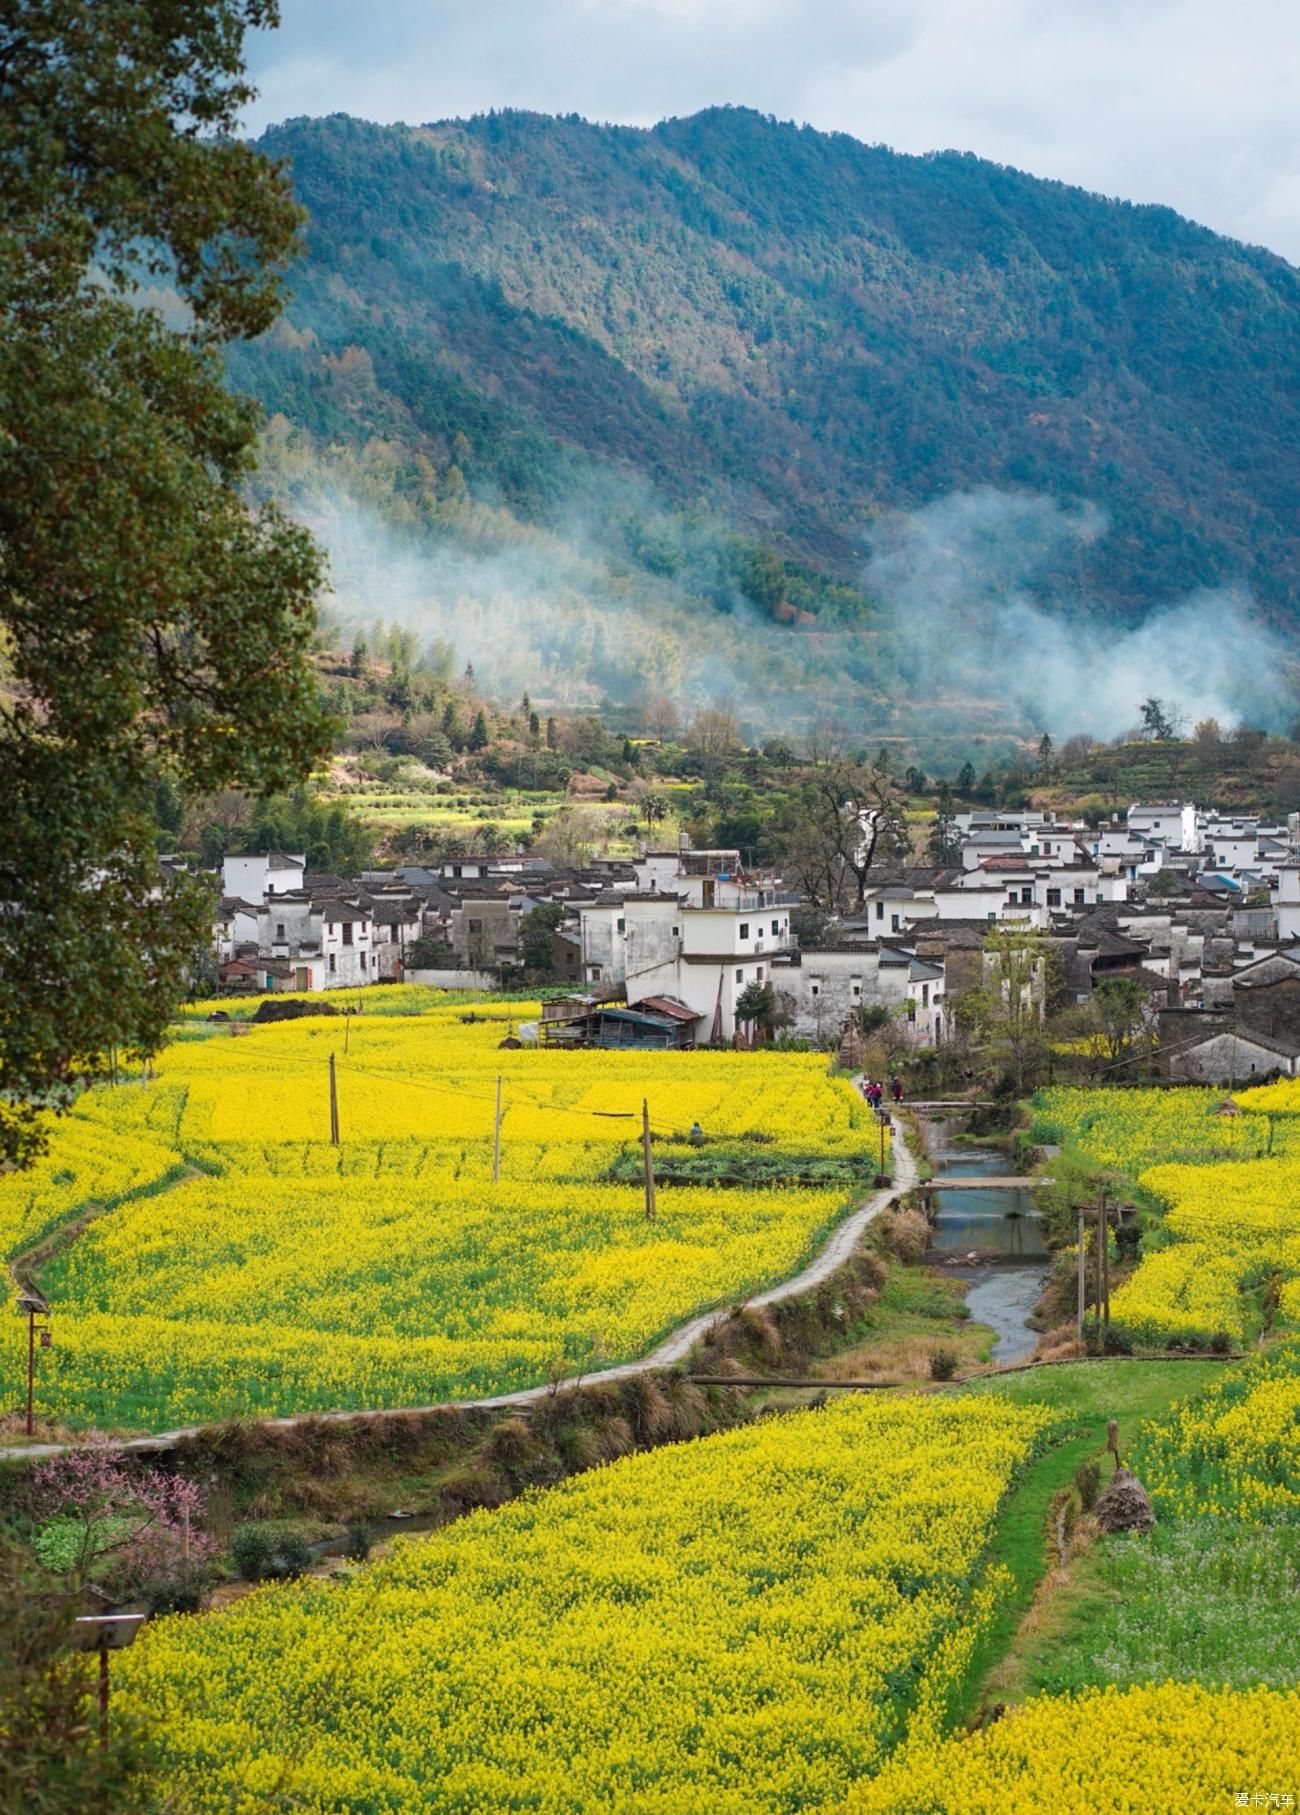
[919,1175,1045,1192]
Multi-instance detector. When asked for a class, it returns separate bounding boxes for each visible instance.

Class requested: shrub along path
[0,1095,916,1460]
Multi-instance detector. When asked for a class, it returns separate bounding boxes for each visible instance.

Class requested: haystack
[1093,1466,1155,1533]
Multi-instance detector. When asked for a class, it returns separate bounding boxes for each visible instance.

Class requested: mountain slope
[232,107,1300,731]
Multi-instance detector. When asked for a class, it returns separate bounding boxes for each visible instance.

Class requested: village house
[577,892,682,987]
[221,851,307,900]
[215,897,260,962]
[368,892,423,980]
[449,893,523,971]
[574,888,796,1041]
[1127,802,1200,852]
[1091,828,1165,881]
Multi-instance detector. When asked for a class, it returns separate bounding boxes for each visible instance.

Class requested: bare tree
[774,740,908,911]
[349,708,403,754]
[535,806,604,869]
[640,692,680,745]
[687,705,741,780]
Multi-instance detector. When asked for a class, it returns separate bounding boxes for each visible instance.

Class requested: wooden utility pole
[1094,1190,1106,1349]
[1076,1204,1086,1344]
[329,1053,340,1146]
[493,1076,503,1184]
[1101,1198,1111,1342]
[641,1098,657,1221]
[25,1306,36,1436]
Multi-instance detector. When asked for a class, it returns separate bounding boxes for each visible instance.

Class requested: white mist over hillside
[301,481,888,732]
[864,489,1298,737]
[290,467,1296,743]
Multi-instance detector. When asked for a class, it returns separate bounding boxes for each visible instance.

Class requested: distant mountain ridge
[231,106,1300,732]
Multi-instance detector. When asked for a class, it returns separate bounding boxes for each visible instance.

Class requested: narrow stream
[921,1113,1050,1363]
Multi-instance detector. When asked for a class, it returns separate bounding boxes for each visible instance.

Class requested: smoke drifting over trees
[303,470,1297,743]
[863,489,1298,738]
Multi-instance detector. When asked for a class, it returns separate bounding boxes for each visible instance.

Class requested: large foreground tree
[0,2,332,1163]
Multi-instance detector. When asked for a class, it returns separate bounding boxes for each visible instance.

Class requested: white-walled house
[578,894,681,986]
[255,895,377,989]
[215,897,260,961]
[778,944,947,1046]
[585,891,796,1040]
[631,847,780,910]
[1128,802,1199,853]
[1092,830,1164,880]
[862,883,941,936]
[1203,821,1261,872]
[370,895,423,981]
[1038,864,1101,911]
[961,828,1031,871]
[318,901,375,986]
[1275,864,1300,942]
[222,852,306,900]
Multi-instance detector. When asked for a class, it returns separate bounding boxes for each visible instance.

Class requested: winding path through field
[2,1106,917,1461]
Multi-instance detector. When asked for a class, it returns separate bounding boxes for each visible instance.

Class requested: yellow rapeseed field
[1139,1340,1300,1524]
[1032,1087,1300,1347]
[846,1682,1300,1813]
[3,997,880,1428]
[1108,1156,1300,1346]
[1031,1086,1274,1171]
[0,1120,184,1261]
[119,1394,1053,1812]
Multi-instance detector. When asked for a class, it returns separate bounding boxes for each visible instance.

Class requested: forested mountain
[232,106,1300,735]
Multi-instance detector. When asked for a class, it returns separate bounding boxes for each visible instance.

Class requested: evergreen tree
[468,709,490,752]
[956,761,977,797]
[927,783,961,865]
[519,902,565,978]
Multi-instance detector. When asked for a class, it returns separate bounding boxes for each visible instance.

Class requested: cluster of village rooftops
[211,803,1300,1080]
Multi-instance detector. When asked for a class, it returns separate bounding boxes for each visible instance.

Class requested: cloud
[244,0,1300,260]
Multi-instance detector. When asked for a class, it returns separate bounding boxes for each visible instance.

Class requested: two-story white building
[1128,802,1200,853]
[222,852,306,900]
[1202,819,1255,871]
[579,889,796,1040]
[255,894,376,989]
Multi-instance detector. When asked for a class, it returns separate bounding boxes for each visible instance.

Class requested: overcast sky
[244,0,1300,263]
